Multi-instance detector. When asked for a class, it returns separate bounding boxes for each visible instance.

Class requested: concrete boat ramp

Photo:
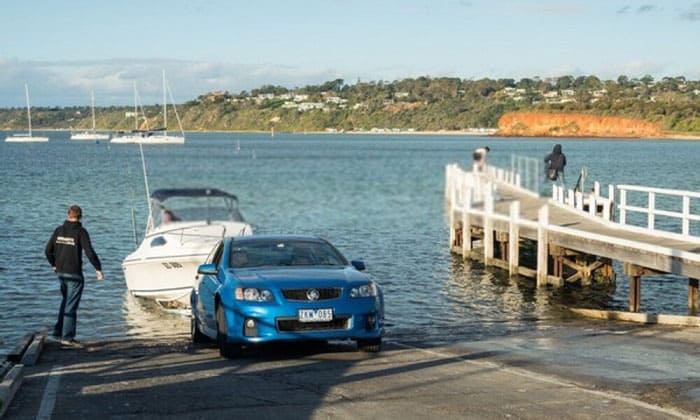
[3,320,700,419]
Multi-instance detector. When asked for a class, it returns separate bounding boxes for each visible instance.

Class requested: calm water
[1,131,698,354]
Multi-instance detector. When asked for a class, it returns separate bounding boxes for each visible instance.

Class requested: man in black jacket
[45,205,103,347]
[544,144,567,185]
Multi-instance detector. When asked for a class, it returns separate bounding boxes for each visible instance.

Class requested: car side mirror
[197,263,219,275]
[351,260,366,271]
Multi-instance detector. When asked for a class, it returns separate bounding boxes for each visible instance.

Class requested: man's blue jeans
[54,275,84,340]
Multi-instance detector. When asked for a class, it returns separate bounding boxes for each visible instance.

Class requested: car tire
[216,304,241,358]
[191,312,208,343]
[357,337,382,353]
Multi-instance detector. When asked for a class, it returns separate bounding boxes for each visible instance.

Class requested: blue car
[191,235,384,358]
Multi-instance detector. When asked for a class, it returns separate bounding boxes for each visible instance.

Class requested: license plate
[298,308,333,322]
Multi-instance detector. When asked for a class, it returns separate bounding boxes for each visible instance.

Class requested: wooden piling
[690,278,699,315]
[508,201,520,276]
[630,276,642,313]
[462,189,472,258]
[625,263,644,313]
[537,205,549,287]
[484,184,494,266]
[550,245,564,279]
[497,232,509,261]
[449,186,456,248]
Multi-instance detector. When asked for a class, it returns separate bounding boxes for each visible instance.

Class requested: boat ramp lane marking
[390,341,697,420]
[36,365,62,420]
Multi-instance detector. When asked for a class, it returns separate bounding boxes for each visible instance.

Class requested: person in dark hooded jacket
[45,205,103,347]
[544,144,566,184]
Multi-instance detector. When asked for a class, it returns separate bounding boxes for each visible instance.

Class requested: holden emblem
[306,288,320,301]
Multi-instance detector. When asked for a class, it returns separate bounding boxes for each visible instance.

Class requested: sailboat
[70,90,110,140]
[111,70,185,145]
[109,83,145,144]
[5,84,49,143]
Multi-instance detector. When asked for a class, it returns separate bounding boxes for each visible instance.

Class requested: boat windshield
[229,239,348,268]
[152,195,244,226]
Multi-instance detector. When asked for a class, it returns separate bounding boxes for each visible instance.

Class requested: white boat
[111,70,185,145]
[71,90,110,141]
[110,129,184,145]
[122,188,253,307]
[5,84,49,143]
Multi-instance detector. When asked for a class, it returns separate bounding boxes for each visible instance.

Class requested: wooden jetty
[445,163,700,315]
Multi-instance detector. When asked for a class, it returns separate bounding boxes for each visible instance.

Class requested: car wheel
[357,337,382,353]
[216,304,241,358]
[191,312,208,343]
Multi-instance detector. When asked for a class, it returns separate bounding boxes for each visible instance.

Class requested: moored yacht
[5,84,49,143]
[111,70,185,145]
[110,128,184,145]
[122,188,253,306]
[70,90,111,141]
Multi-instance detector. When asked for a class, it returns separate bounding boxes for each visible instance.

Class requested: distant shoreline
[4,128,700,140]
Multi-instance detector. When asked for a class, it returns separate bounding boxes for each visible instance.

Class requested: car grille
[277,315,351,332]
[282,287,342,301]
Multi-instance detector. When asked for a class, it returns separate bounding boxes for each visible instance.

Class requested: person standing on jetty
[473,146,490,172]
[45,205,103,348]
[544,144,567,185]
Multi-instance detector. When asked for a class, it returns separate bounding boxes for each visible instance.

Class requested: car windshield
[229,239,348,268]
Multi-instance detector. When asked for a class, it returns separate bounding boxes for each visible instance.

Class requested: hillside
[0,75,698,136]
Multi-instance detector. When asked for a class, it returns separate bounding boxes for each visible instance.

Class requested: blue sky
[1,0,699,106]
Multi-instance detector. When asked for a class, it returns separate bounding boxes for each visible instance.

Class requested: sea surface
[1,131,699,355]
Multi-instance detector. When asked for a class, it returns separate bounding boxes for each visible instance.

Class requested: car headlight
[235,287,273,302]
[350,283,377,298]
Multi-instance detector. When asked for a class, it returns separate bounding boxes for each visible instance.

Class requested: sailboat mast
[162,69,167,135]
[139,142,154,232]
[91,90,96,132]
[133,82,138,130]
[25,84,32,136]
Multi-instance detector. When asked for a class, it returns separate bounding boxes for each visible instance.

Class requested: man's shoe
[60,339,83,349]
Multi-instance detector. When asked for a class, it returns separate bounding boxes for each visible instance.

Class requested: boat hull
[111,134,184,145]
[5,135,49,142]
[70,132,111,140]
[123,255,205,306]
[122,221,252,307]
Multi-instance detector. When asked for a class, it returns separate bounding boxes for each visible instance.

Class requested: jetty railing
[549,181,700,242]
[617,185,700,239]
[551,182,616,221]
[447,164,700,244]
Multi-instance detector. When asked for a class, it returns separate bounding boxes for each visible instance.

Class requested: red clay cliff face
[497,112,663,138]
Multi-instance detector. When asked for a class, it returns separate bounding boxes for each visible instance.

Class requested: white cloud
[1,56,698,107]
[617,5,631,14]
[679,2,700,20]
[0,58,344,107]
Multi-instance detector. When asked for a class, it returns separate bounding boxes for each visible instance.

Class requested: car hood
[233,266,369,285]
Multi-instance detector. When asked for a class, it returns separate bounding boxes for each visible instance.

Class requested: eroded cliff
[497,112,663,138]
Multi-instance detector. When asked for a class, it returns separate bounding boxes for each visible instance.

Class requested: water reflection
[406,254,622,344]
[446,257,553,322]
[122,292,190,339]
